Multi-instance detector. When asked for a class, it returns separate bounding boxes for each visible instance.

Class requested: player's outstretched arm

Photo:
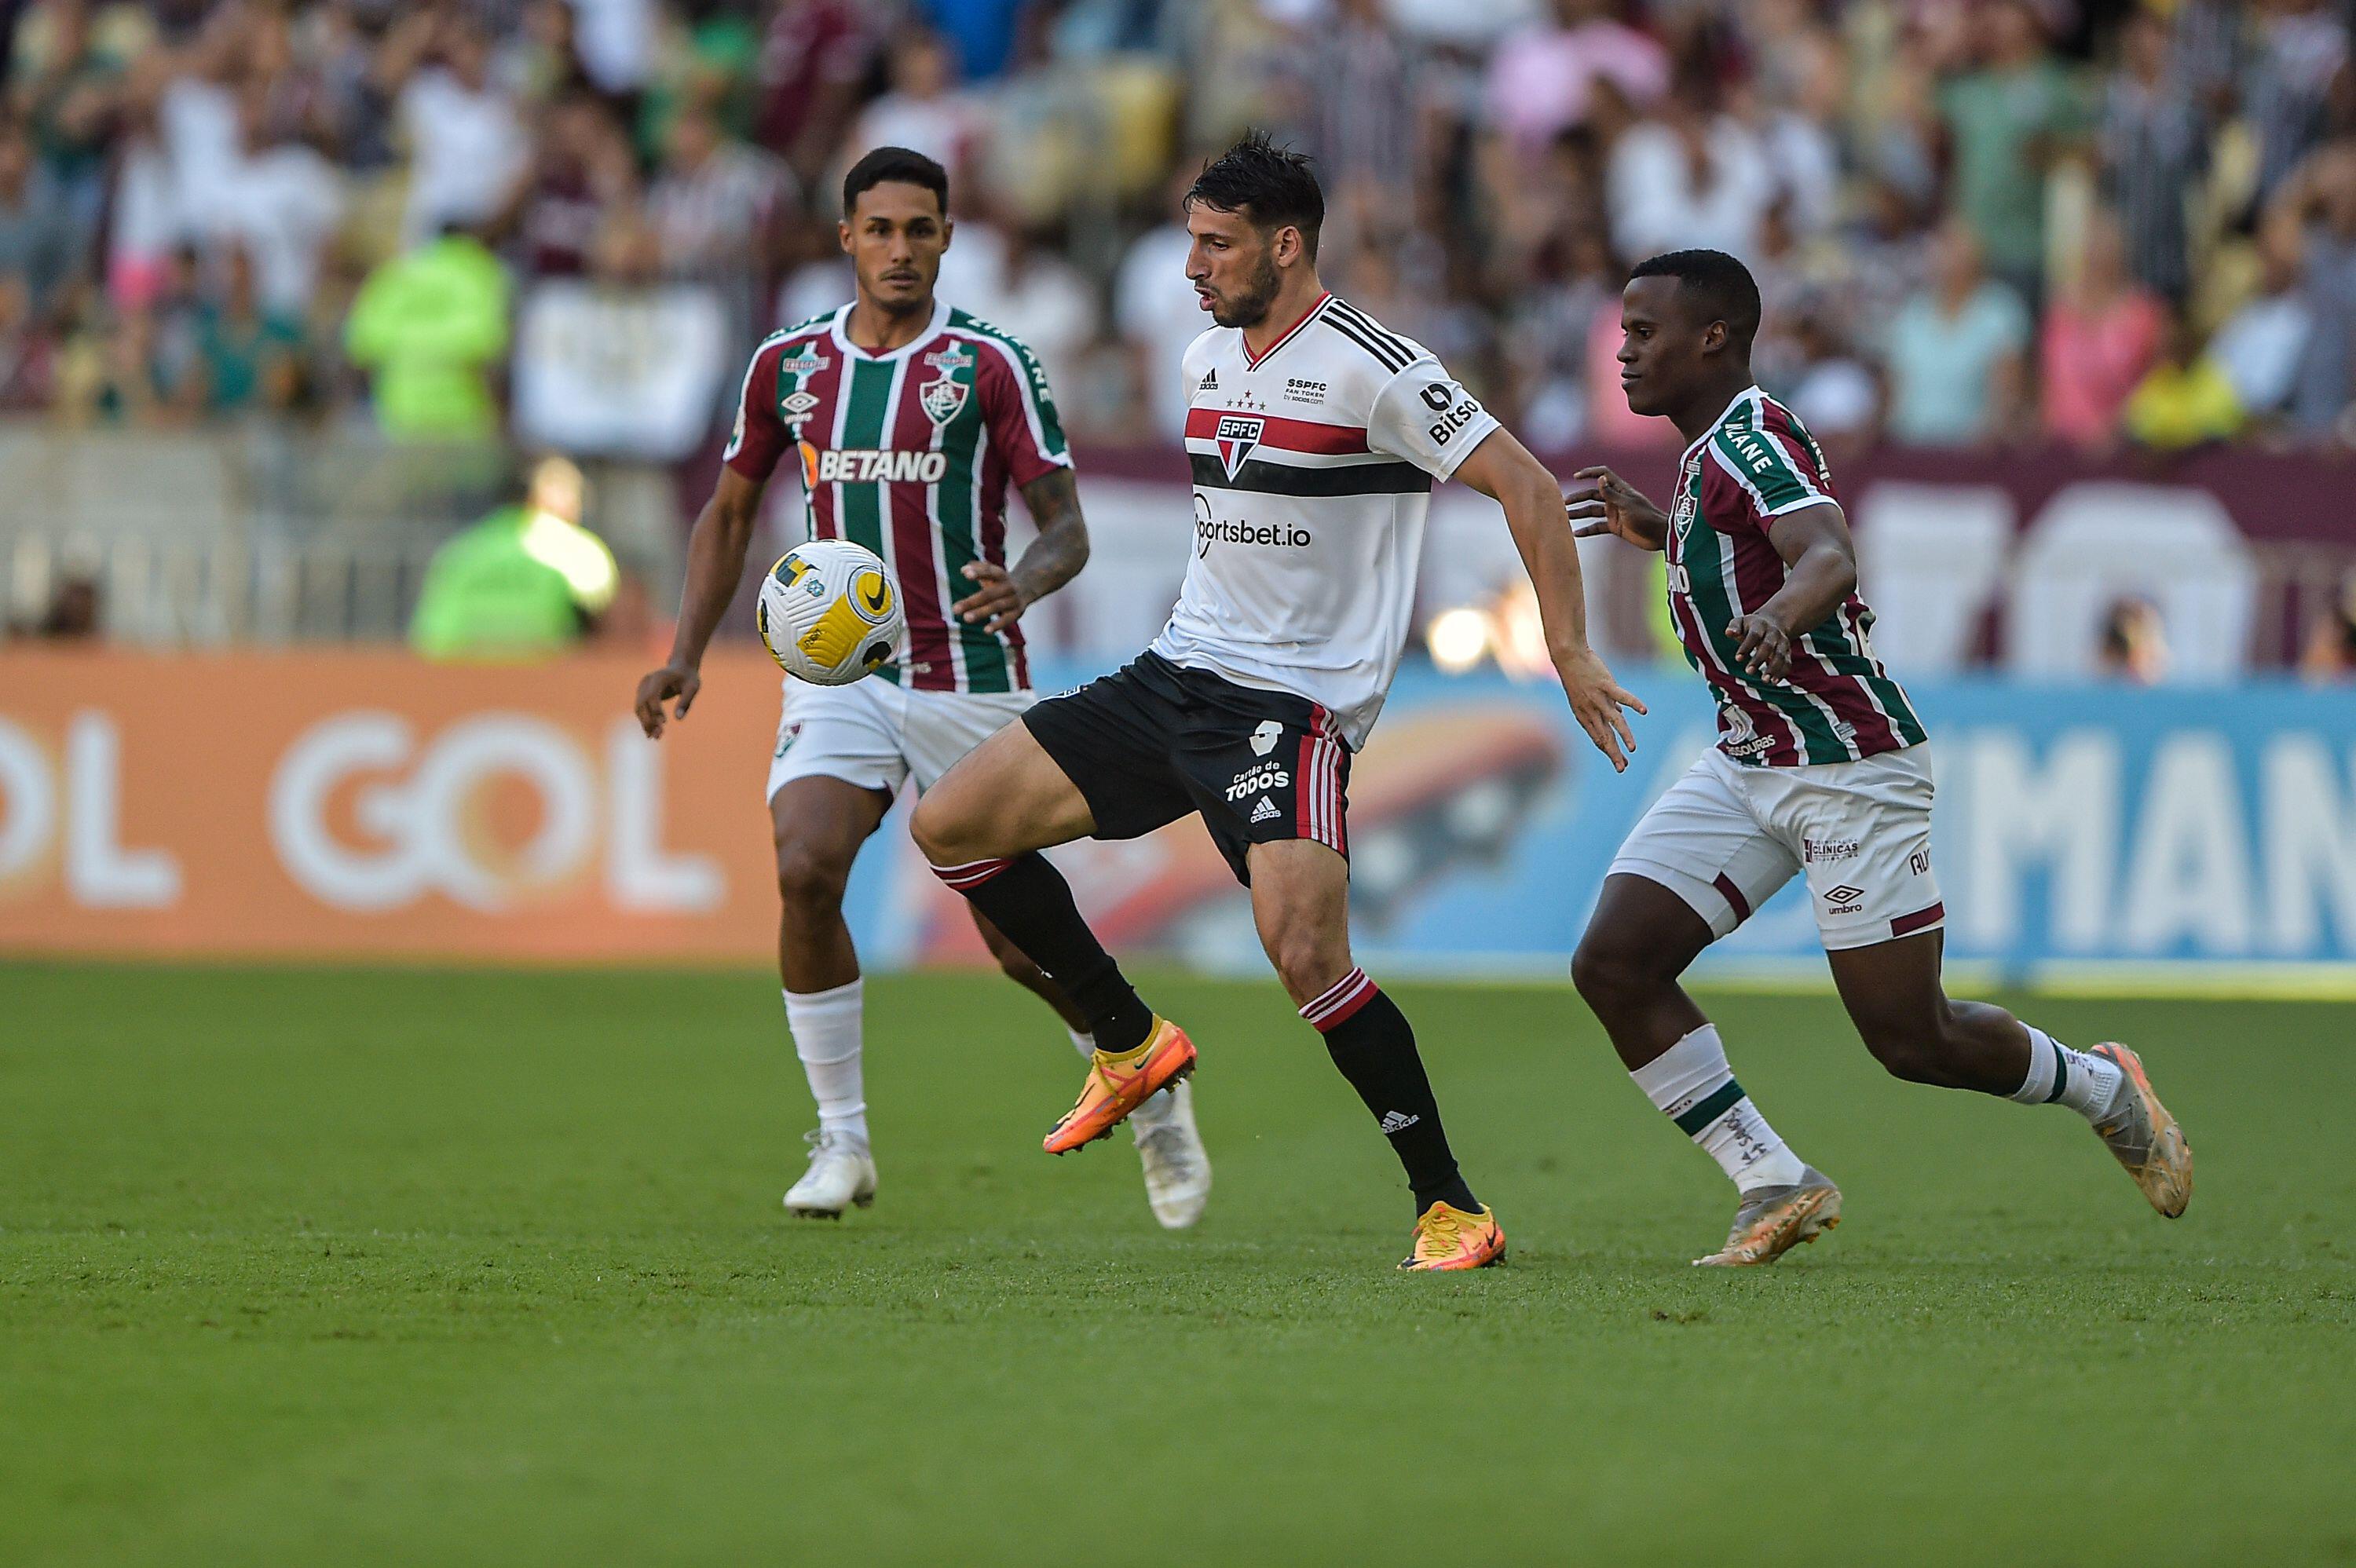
[1725,500,1857,685]
[1453,428,1647,773]
[635,466,768,738]
[953,466,1090,637]
[1564,465,1670,552]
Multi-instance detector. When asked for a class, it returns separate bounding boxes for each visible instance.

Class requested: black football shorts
[1022,651,1351,886]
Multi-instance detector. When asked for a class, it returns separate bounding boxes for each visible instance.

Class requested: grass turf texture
[2,962,2351,1566]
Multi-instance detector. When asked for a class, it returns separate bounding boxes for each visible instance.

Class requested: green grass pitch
[3,960,2352,1565]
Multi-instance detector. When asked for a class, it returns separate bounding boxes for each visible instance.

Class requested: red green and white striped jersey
[723,298,1071,693]
[1665,386,1928,768]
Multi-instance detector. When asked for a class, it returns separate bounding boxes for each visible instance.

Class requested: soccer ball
[756,539,905,685]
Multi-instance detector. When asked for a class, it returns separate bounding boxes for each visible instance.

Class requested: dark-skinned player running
[1564,249,2191,1266]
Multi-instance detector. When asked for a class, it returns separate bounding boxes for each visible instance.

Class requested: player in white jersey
[909,134,1644,1271]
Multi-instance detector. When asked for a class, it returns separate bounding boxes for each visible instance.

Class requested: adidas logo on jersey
[1249,795,1280,824]
[1378,1111,1420,1134]
[1198,368,1217,390]
[813,449,949,484]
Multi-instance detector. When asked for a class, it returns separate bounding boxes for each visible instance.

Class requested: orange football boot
[1043,1018,1198,1154]
[1398,1201,1506,1270]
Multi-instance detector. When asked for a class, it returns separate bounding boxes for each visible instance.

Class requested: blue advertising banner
[844,664,2356,992]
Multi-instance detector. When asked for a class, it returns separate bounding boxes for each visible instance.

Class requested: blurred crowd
[2,0,2355,459]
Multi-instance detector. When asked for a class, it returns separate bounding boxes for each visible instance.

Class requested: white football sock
[1073,1023,1176,1128]
[785,980,867,1147]
[2007,1025,2124,1122]
[1631,1024,1809,1193]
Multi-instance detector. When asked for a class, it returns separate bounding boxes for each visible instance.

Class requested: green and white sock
[1631,1025,1808,1193]
[2007,1026,2124,1122]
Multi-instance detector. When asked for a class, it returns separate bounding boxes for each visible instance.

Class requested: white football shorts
[765,677,1033,802]
[1608,742,1944,952]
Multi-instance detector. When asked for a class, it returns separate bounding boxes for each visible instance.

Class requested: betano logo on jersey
[797,446,952,485]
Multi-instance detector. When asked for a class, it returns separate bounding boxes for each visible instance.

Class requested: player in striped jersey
[633,148,1209,1230]
[1568,250,2191,1265]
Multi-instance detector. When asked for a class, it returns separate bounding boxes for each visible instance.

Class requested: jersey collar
[1239,290,1333,369]
[831,296,952,362]
[1681,385,1762,463]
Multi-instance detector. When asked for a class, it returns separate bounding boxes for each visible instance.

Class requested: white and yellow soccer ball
[756,539,905,685]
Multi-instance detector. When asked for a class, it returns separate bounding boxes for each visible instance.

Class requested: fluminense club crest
[920,372,968,424]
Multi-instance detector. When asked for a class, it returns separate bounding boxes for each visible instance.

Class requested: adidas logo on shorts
[1249,795,1281,824]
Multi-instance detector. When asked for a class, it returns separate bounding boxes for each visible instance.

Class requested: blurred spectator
[755,0,891,185]
[29,573,99,638]
[2124,305,2244,451]
[950,219,1095,411]
[2040,210,2164,450]
[2274,138,2356,437]
[2097,595,2169,684]
[916,0,1028,83]
[204,85,343,318]
[505,92,635,280]
[0,115,78,313]
[185,243,305,418]
[566,0,657,98]
[13,0,129,239]
[410,454,618,662]
[2299,573,2356,682]
[1606,75,1774,261]
[1780,301,1879,449]
[648,103,791,361]
[1883,221,2030,448]
[1507,226,1619,449]
[1483,0,1667,163]
[1112,167,1201,442]
[2211,229,2314,424]
[0,272,55,408]
[392,13,531,249]
[1938,0,2083,303]
[847,29,987,199]
[1286,0,1418,253]
[512,211,726,461]
[2247,0,2352,206]
[343,223,510,442]
[2099,8,2207,302]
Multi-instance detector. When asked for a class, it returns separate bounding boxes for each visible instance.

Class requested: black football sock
[1301,968,1477,1217]
[929,852,1154,1053]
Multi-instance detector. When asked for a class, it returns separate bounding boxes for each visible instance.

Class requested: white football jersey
[1150,292,1499,747]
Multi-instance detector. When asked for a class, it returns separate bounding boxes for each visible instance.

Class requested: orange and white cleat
[2087,1042,2193,1218]
[1044,1018,1198,1155]
[1398,1201,1506,1271]
[1693,1168,1842,1266]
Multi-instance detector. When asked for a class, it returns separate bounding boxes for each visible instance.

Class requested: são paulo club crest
[1215,413,1264,481]
[919,342,975,425]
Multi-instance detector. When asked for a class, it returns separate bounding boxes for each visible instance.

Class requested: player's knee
[1265,925,1348,1007]
[774,838,851,912]
[1571,930,1666,1006]
[907,791,968,866]
[1857,1020,1948,1085]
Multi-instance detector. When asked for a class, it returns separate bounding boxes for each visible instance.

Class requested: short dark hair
[843,146,949,218]
[1186,131,1323,260]
[1629,249,1762,349]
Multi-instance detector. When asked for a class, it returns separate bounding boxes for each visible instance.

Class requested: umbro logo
[1378,1111,1420,1134]
[1249,795,1280,824]
[1825,885,1865,904]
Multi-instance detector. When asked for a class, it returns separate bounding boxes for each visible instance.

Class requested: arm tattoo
[1011,467,1091,601]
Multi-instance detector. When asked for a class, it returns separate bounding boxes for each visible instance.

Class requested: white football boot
[1129,1080,1211,1230]
[784,1128,877,1219]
